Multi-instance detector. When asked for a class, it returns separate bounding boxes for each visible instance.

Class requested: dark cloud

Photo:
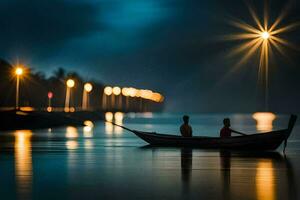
[0,0,101,57]
[0,0,300,112]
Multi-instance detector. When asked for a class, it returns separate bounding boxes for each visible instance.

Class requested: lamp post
[103,86,113,110]
[65,79,75,112]
[82,83,93,110]
[15,67,23,110]
[112,86,121,110]
[122,87,130,110]
[47,91,53,112]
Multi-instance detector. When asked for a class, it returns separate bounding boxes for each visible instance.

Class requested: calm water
[0,113,299,200]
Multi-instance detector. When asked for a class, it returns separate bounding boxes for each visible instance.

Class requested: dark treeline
[0,58,165,112]
[0,58,104,110]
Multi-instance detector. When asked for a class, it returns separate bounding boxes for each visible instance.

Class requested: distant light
[48,92,53,99]
[122,87,130,96]
[47,107,52,112]
[140,89,153,99]
[66,79,75,88]
[252,112,276,132]
[128,87,137,97]
[104,86,113,96]
[20,107,34,112]
[261,31,270,40]
[15,67,23,75]
[84,83,93,92]
[112,87,121,95]
[84,120,94,128]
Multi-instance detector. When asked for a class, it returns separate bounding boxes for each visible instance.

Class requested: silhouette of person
[180,115,192,137]
[220,118,246,138]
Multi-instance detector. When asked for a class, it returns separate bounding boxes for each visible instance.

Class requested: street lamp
[65,79,75,112]
[113,86,121,110]
[15,67,24,110]
[103,86,113,110]
[82,83,93,110]
[47,91,53,112]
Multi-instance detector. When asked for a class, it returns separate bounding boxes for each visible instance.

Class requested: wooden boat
[114,115,297,151]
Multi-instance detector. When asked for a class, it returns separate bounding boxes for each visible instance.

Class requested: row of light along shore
[13,66,164,112]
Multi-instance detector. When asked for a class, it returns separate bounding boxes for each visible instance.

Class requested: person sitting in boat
[180,115,193,137]
[220,118,246,138]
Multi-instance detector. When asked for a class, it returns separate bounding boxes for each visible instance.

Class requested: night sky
[1,0,300,112]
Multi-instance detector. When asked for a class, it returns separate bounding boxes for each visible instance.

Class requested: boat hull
[133,130,290,151]
[113,115,297,151]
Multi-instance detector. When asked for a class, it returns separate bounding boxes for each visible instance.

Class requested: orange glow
[256,161,275,200]
[84,120,94,127]
[20,107,34,112]
[140,89,153,100]
[112,87,121,95]
[261,31,270,40]
[122,87,130,96]
[104,86,113,96]
[128,87,137,97]
[66,79,75,88]
[114,112,124,124]
[84,83,93,92]
[14,130,33,196]
[252,112,276,132]
[65,126,78,138]
[66,141,78,150]
[15,67,23,75]
[105,112,113,122]
[83,120,94,138]
[47,107,52,112]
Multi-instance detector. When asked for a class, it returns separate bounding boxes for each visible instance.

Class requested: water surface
[0,113,299,200]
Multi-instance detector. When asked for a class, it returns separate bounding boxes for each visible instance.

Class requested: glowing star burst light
[225,2,298,109]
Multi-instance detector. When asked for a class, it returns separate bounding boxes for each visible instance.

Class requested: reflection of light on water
[114,112,124,124]
[142,112,153,118]
[84,140,93,149]
[256,160,275,200]
[252,112,276,132]
[114,126,123,134]
[114,112,124,134]
[84,120,94,127]
[14,130,33,198]
[105,122,114,134]
[105,112,125,135]
[105,112,113,122]
[66,126,78,138]
[83,120,94,138]
[66,141,78,150]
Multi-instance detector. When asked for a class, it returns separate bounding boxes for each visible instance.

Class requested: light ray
[236,39,263,66]
[223,33,260,41]
[229,20,262,34]
[270,23,300,35]
[224,1,297,110]
[228,38,261,57]
[247,4,264,31]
